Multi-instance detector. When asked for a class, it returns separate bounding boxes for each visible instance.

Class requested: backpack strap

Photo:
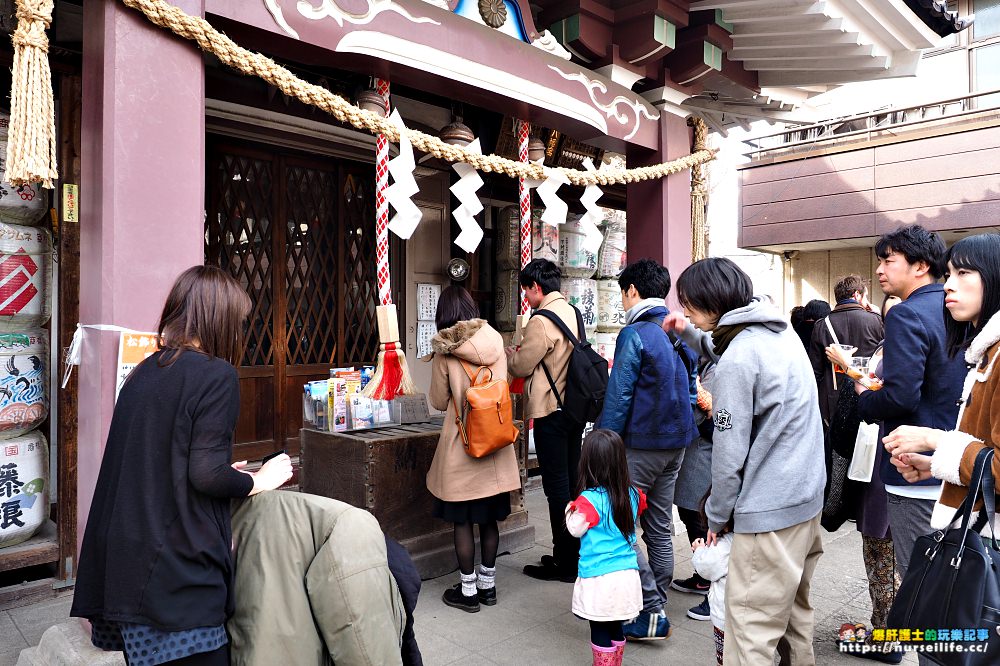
[532,306,586,410]
[533,307,585,345]
[458,360,492,386]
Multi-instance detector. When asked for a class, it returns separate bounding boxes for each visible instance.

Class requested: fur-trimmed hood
[430,319,503,366]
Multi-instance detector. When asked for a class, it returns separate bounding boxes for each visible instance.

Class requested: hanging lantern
[528,137,546,162]
[439,119,475,146]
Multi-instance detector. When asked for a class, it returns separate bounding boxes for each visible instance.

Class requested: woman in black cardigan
[72,265,293,665]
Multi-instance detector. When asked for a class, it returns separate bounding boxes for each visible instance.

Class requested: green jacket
[229,492,405,665]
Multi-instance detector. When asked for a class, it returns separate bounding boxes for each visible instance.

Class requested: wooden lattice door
[206,138,398,460]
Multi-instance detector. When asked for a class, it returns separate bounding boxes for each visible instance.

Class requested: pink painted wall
[626,114,693,310]
[78,0,205,555]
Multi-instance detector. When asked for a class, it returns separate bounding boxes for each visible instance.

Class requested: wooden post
[56,73,82,585]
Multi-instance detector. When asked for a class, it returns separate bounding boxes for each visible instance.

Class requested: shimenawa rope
[6,0,716,188]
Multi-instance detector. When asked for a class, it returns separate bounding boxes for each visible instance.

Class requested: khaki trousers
[723,513,824,666]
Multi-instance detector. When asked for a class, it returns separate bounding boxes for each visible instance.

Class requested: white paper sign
[417,321,436,358]
[417,283,441,322]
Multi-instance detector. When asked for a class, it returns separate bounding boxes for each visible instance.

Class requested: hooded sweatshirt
[705,297,827,534]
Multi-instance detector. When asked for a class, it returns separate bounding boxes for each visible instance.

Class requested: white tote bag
[847,421,880,482]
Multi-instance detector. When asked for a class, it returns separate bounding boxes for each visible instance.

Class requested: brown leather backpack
[450,361,519,458]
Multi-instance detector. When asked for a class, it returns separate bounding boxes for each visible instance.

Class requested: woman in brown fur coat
[884,233,1000,528]
[426,286,521,613]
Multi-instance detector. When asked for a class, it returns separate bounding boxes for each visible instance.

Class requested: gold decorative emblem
[478,0,507,28]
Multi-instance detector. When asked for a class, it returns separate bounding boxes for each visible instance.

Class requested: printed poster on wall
[416,283,441,322]
[116,332,159,402]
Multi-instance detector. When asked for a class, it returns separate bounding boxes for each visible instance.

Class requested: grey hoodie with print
[702,297,826,534]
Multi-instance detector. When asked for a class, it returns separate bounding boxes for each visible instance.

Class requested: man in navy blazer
[856,225,967,584]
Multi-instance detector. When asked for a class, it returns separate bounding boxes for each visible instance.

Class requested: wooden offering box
[300,417,535,579]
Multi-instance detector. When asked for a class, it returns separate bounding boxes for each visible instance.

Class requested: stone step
[16,619,125,666]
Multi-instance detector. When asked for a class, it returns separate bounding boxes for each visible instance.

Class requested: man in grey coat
[667,257,826,666]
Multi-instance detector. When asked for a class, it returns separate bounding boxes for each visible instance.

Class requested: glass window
[973,43,1000,108]
[974,0,1000,40]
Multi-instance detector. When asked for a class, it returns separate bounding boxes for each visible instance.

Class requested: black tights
[454,520,500,574]
[589,621,624,648]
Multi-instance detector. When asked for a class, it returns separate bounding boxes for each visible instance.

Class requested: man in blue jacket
[597,258,697,640]
[856,225,967,587]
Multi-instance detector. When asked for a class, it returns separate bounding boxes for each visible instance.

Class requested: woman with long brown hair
[72,265,292,665]
[426,285,520,613]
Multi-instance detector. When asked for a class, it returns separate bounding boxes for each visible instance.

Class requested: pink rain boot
[612,639,625,664]
[591,643,617,666]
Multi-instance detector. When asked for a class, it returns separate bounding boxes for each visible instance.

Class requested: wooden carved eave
[207,0,660,150]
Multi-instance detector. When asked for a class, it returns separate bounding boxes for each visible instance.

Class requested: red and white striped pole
[375,78,392,307]
[517,118,531,315]
[364,76,416,399]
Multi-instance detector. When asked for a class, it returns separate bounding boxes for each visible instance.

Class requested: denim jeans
[533,410,584,572]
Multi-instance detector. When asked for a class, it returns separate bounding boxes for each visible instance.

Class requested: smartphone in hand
[260,449,286,465]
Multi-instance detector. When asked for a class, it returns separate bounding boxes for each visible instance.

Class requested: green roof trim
[703,41,722,71]
[654,16,676,48]
[714,9,734,32]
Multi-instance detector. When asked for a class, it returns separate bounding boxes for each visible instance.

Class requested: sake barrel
[494,269,519,332]
[0,332,48,439]
[531,208,558,264]
[0,223,52,331]
[594,332,618,369]
[597,279,626,332]
[597,213,627,278]
[558,215,597,278]
[561,278,598,342]
[0,114,47,226]
[496,206,520,270]
[0,431,48,548]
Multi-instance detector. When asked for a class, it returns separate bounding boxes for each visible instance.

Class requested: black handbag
[822,381,866,531]
[886,447,1000,665]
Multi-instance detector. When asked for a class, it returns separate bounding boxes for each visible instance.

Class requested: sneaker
[623,610,672,641]
[522,561,576,583]
[670,574,710,595]
[686,597,711,621]
[442,584,480,613]
[477,586,497,606]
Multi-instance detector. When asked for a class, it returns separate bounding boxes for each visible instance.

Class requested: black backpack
[533,306,609,424]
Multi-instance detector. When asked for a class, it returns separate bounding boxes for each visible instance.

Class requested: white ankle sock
[460,572,477,597]
[477,564,496,590]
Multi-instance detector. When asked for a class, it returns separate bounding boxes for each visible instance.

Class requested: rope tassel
[6,0,58,188]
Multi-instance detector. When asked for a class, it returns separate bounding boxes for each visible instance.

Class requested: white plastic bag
[847,422,879,482]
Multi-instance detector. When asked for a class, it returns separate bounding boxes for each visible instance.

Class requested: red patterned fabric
[517,119,530,314]
[375,78,392,306]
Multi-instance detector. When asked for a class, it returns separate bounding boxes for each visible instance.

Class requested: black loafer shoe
[442,585,480,613]
[477,586,497,606]
[523,562,577,583]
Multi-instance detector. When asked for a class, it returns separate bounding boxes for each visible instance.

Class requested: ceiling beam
[682,98,816,122]
[742,55,889,70]
[729,43,875,60]
[733,17,844,37]
[722,1,827,23]
[731,32,860,47]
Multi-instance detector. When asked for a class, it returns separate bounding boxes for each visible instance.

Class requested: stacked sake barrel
[559,215,598,343]
[594,210,628,367]
[0,112,52,548]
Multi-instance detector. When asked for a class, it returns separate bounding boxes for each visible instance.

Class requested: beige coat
[426,319,522,502]
[507,291,578,420]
